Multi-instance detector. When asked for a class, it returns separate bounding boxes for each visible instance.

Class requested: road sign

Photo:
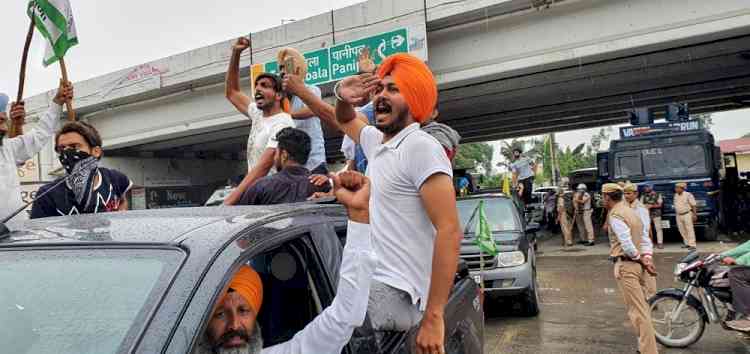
[252,28,410,87]
[330,28,408,80]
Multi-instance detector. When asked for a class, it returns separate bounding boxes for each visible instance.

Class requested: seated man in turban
[333,53,463,353]
[195,171,376,354]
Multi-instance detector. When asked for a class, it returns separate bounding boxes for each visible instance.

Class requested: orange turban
[226,265,264,314]
[376,53,437,123]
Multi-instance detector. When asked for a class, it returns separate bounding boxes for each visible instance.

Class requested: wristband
[333,80,344,102]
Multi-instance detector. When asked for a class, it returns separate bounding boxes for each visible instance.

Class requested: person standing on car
[574,184,595,246]
[720,239,750,332]
[0,82,71,227]
[602,183,659,354]
[674,182,697,250]
[640,184,664,249]
[624,182,657,300]
[333,53,462,354]
[557,186,575,247]
[511,148,535,207]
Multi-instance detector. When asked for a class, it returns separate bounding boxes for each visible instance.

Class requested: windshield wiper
[463,203,481,235]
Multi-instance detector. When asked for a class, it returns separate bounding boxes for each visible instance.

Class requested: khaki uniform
[641,192,664,245]
[629,199,658,300]
[674,191,697,248]
[575,191,595,242]
[608,202,659,354]
[558,192,574,246]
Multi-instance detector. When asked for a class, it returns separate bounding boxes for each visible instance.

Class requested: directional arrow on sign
[391,35,405,49]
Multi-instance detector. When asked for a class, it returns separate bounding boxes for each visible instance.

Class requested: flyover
[20,0,750,189]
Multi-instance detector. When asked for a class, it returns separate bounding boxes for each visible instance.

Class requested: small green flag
[473,200,498,256]
[28,0,78,67]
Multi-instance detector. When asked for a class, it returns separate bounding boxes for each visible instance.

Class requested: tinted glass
[0,248,183,354]
[642,145,707,177]
[614,152,643,178]
[457,198,519,233]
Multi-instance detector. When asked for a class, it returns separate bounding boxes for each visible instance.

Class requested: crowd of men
[2,35,750,354]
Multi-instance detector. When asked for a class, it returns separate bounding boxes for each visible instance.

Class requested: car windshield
[457,198,520,233]
[0,248,183,354]
[614,145,707,179]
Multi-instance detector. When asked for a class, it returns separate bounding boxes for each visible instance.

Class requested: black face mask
[58,149,92,174]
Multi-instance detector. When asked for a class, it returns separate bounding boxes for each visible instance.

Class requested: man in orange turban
[334,53,462,354]
[204,265,265,353]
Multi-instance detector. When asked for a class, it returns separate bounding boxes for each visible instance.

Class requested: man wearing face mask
[0,82,71,227]
[30,121,132,218]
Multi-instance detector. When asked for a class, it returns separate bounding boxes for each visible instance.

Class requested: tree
[454,142,494,175]
[743,132,750,139]
[692,113,713,131]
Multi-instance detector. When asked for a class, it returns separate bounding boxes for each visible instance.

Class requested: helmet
[577,184,587,191]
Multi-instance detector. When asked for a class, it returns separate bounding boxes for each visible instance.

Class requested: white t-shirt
[359,123,453,311]
[245,103,295,172]
[340,136,356,161]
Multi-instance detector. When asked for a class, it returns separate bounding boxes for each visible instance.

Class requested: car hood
[461,230,523,253]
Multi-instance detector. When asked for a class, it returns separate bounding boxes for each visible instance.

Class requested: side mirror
[525,222,540,234]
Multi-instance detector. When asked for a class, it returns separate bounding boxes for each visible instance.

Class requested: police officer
[557,185,575,247]
[640,184,664,249]
[624,182,657,300]
[574,184,595,246]
[602,183,659,354]
[674,182,697,250]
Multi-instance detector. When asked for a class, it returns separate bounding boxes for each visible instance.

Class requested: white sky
[3,1,749,168]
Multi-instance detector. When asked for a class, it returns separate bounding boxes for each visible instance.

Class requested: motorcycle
[648,251,740,348]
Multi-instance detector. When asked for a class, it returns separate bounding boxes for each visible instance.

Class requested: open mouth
[254,93,265,104]
[374,100,392,115]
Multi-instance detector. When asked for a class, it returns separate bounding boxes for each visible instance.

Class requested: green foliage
[454,142,494,175]
[692,113,713,131]
[481,174,502,189]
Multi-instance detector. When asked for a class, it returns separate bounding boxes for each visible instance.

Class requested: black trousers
[520,177,533,205]
[729,266,750,316]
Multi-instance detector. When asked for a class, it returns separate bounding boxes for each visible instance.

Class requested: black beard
[376,109,410,136]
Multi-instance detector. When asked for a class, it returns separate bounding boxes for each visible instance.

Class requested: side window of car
[187,231,336,354]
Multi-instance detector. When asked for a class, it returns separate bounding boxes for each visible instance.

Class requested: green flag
[27,0,78,67]
[473,200,498,256]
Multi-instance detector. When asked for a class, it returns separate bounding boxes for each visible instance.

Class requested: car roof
[458,193,511,200]
[1,203,343,247]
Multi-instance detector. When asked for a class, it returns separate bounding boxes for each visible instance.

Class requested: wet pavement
[483,236,750,353]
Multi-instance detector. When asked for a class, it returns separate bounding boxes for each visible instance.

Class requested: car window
[191,235,329,353]
[457,198,520,232]
[0,248,183,354]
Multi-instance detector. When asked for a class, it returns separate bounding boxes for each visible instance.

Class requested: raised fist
[232,37,251,52]
[53,80,74,105]
[9,102,26,125]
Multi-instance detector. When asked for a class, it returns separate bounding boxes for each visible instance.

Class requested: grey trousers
[729,266,750,316]
[367,280,423,331]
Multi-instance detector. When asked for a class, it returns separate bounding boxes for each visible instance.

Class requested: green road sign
[330,28,408,80]
[257,28,409,86]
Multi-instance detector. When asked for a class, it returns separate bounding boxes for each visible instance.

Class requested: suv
[456,193,541,316]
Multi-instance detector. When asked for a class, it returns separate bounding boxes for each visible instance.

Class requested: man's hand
[722,257,737,265]
[9,102,25,126]
[307,191,333,200]
[309,174,330,187]
[337,73,380,105]
[416,312,445,354]
[283,73,307,97]
[53,80,74,105]
[332,171,370,223]
[232,37,250,53]
[639,258,658,276]
[357,48,376,73]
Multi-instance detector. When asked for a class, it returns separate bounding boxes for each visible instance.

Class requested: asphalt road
[483,236,750,354]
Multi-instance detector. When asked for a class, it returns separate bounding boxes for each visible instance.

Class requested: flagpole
[10,17,36,140]
[58,57,75,121]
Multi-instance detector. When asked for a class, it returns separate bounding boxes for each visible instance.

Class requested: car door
[160,216,333,354]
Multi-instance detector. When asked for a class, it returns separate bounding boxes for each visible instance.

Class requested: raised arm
[223,149,275,206]
[225,37,252,117]
[263,171,375,354]
[283,74,338,128]
[8,80,70,162]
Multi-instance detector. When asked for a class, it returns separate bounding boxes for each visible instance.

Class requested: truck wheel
[519,267,540,317]
[701,219,719,241]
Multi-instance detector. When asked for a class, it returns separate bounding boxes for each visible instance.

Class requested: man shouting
[334,53,462,354]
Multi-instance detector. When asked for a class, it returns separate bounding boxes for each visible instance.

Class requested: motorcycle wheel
[649,294,706,348]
